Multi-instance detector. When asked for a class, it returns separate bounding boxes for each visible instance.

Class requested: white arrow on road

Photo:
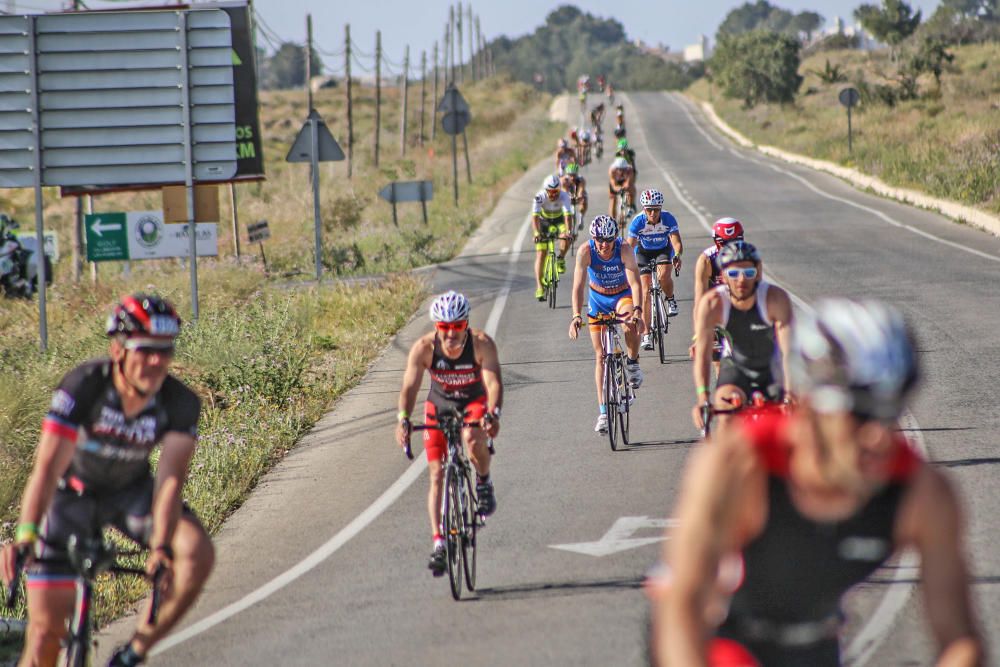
[550,516,678,557]
[89,217,122,237]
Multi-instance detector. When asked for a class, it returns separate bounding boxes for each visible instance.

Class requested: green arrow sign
[85,212,128,262]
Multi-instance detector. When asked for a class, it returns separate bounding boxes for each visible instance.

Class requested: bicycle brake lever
[403,441,414,460]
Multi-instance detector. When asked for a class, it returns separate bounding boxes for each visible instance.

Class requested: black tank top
[427,333,485,405]
[718,282,776,373]
[724,411,919,627]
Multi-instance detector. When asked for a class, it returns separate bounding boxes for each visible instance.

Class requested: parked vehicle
[0,214,53,298]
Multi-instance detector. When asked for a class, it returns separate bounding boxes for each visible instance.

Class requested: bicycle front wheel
[462,470,478,591]
[615,356,631,446]
[655,292,667,364]
[604,355,619,451]
[443,467,464,600]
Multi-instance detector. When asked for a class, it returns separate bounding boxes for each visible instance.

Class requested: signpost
[286,109,345,281]
[839,87,860,154]
[246,220,270,272]
[0,9,237,350]
[437,84,471,205]
[378,180,434,226]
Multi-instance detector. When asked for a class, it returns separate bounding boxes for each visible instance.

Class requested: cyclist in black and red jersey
[652,300,983,666]
[0,294,214,667]
[395,291,503,576]
[690,217,747,363]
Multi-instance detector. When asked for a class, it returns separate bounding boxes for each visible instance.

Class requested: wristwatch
[491,406,502,419]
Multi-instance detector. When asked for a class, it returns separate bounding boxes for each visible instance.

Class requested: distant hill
[488,5,703,93]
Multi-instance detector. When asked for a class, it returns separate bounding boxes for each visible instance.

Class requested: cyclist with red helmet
[0,294,215,667]
[653,300,983,667]
[691,242,794,432]
[396,291,502,576]
[690,218,746,361]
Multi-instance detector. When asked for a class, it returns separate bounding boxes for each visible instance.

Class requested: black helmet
[106,294,181,341]
[717,240,760,268]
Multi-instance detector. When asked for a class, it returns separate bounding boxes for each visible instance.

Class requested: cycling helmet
[564,162,579,175]
[712,217,744,243]
[639,189,664,208]
[581,130,591,142]
[428,290,470,323]
[569,128,579,140]
[611,157,630,170]
[615,107,624,117]
[589,214,618,240]
[613,125,625,138]
[717,240,760,268]
[558,138,567,149]
[543,174,561,191]
[106,294,181,342]
[790,299,918,421]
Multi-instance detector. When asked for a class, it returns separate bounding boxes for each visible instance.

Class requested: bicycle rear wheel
[443,468,464,600]
[654,292,667,365]
[545,249,558,309]
[462,470,478,591]
[604,355,620,451]
[65,638,87,667]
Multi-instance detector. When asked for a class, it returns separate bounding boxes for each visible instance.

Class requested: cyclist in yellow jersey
[532,174,574,301]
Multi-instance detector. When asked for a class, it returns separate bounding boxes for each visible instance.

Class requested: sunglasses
[594,236,616,244]
[725,267,758,279]
[133,345,175,357]
[435,320,469,332]
[644,207,661,214]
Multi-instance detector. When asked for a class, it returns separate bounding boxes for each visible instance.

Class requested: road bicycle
[613,190,634,239]
[403,408,487,600]
[646,262,680,365]
[539,226,562,309]
[699,390,788,439]
[7,534,164,667]
[589,318,636,451]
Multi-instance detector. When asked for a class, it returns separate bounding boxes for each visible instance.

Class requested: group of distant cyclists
[0,87,984,667]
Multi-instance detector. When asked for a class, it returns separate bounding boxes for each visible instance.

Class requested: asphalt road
[98,92,1000,666]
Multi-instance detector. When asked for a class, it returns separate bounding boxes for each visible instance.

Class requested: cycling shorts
[588,290,633,323]
[635,246,675,275]
[535,221,568,250]
[423,396,488,463]
[28,475,200,587]
[716,359,783,401]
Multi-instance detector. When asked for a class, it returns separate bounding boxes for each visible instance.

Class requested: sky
[8,0,943,72]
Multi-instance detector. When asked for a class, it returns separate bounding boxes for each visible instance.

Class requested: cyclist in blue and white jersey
[627,189,683,350]
[569,215,645,434]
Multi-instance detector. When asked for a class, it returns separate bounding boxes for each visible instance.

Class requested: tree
[711,30,803,108]
[854,0,922,57]
[718,1,792,36]
[790,11,824,41]
[263,42,323,90]
[940,0,998,20]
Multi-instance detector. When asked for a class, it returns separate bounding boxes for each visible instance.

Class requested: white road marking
[670,94,724,151]
[632,92,929,667]
[152,211,535,656]
[550,516,678,557]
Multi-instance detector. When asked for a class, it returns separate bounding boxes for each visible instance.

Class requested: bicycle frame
[589,318,634,450]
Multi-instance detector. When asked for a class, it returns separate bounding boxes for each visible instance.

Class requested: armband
[15,522,38,544]
[696,385,710,395]
[397,410,409,422]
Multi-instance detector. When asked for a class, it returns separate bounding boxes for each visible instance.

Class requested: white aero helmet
[589,214,618,239]
[543,174,561,191]
[790,299,918,421]
[611,156,630,170]
[428,290,470,323]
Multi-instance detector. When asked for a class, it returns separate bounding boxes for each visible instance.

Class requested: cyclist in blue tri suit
[569,215,645,434]
[626,188,683,350]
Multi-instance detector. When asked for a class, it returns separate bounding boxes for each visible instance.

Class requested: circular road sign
[839,87,860,108]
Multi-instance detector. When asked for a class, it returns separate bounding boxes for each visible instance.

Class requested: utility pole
[431,41,439,140]
[374,30,381,166]
[399,45,409,157]
[345,24,353,177]
[476,16,483,80]
[448,7,455,83]
[467,3,475,82]
[419,50,427,145]
[305,15,313,111]
[456,5,463,84]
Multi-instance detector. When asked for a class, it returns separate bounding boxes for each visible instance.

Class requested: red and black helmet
[106,294,181,340]
[712,217,744,244]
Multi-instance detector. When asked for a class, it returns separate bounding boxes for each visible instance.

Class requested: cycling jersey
[627,210,679,252]
[532,190,573,220]
[703,245,723,287]
[42,358,200,494]
[717,409,920,666]
[427,333,485,406]
[714,282,783,397]
[587,239,632,319]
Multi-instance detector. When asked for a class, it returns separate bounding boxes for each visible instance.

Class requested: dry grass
[688,43,1000,214]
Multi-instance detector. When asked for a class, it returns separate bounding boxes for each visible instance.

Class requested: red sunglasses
[435,320,469,332]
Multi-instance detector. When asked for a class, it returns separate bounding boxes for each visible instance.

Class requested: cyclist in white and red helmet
[690,218,747,362]
[396,291,503,576]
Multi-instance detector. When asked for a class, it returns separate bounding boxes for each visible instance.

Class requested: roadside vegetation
[0,75,561,627]
[691,0,1000,216]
